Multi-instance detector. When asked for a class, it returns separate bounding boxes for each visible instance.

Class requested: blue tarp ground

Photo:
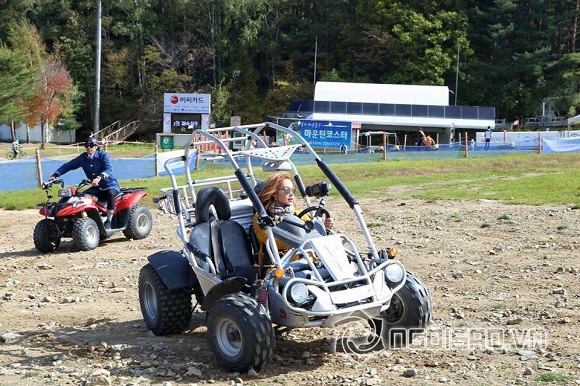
[0,157,155,191]
[0,139,577,191]
[0,150,198,191]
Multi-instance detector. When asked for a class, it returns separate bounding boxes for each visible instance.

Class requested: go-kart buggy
[34,179,153,253]
[139,122,432,372]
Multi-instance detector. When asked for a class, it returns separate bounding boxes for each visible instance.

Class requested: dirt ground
[1,197,579,386]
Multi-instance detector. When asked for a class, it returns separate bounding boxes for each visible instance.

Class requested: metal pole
[313,37,318,86]
[454,45,459,106]
[94,0,102,135]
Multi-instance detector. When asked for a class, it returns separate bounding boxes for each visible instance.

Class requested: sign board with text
[299,120,352,148]
[163,93,211,133]
[163,93,210,113]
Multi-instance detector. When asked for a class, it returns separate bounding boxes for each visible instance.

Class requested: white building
[282,81,495,145]
[0,122,76,144]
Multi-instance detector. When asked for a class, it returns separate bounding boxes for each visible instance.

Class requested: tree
[21,59,74,148]
[0,46,35,138]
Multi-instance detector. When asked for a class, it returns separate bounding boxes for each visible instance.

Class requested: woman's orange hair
[258,172,292,210]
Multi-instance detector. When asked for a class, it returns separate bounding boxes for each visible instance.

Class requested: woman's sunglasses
[278,187,296,195]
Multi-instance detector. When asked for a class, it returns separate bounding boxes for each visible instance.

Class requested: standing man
[49,137,120,229]
[484,126,493,150]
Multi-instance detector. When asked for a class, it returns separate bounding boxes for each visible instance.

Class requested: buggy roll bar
[159,122,382,263]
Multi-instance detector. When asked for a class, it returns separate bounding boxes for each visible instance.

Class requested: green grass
[2,152,580,210]
[535,372,570,382]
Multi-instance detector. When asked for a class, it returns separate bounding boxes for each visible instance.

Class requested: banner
[299,120,352,148]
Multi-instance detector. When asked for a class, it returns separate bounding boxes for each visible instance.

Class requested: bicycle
[6,147,26,160]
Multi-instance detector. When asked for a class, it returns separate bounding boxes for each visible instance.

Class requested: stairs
[93,120,140,143]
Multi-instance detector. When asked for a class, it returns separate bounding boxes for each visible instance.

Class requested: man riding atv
[49,137,119,229]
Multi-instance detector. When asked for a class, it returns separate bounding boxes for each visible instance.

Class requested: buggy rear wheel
[33,219,61,253]
[207,293,274,372]
[138,264,193,335]
[72,217,100,251]
[123,205,153,240]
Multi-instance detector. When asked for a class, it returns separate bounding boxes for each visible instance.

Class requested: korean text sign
[299,121,352,148]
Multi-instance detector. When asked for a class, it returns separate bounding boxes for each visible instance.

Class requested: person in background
[484,126,493,150]
[424,135,436,147]
[49,137,120,229]
[11,139,21,156]
[417,128,427,149]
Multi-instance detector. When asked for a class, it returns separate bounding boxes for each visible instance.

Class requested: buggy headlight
[384,264,404,284]
[288,282,309,305]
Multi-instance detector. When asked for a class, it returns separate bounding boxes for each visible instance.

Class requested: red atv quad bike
[34,178,153,253]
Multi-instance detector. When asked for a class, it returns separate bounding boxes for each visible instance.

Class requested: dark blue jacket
[53,149,120,194]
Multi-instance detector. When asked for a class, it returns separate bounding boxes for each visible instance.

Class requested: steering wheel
[297,206,330,222]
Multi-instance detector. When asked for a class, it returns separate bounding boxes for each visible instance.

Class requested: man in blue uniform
[49,137,120,229]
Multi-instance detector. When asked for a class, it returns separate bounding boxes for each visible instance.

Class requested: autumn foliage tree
[21,60,73,148]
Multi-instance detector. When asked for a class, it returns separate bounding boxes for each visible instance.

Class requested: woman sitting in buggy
[252,172,334,269]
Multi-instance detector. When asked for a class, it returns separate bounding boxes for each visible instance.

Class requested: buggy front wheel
[372,272,432,348]
[207,293,274,372]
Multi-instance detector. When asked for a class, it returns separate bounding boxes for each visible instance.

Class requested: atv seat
[94,190,125,209]
[189,187,256,283]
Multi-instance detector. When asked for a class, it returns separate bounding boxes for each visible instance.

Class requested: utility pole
[94,0,102,135]
[454,45,459,106]
[313,37,318,86]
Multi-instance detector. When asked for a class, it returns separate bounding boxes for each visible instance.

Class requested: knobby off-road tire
[138,264,193,335]
[207,293,274,372]
[373,272,432,348]
[72,217,100,251]
[33,219,61,253]
[123,205,153,240]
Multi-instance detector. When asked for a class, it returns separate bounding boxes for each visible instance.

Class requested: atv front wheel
[373,272,432,348]
[72,217,100,251]
[207,293,274,372]
[33,219,61,253]
[138,264,193,335]
[123,205,153,240]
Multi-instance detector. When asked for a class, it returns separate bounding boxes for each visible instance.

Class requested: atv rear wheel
[123,205,153,240]
[138,264,193,335]
[33,219,61,253]
[72,217,100,251]
[373,272,432,348]
[207,293,274,372]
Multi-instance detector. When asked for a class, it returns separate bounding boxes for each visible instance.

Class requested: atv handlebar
[42,179,92,190]
[42,179,64,190]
